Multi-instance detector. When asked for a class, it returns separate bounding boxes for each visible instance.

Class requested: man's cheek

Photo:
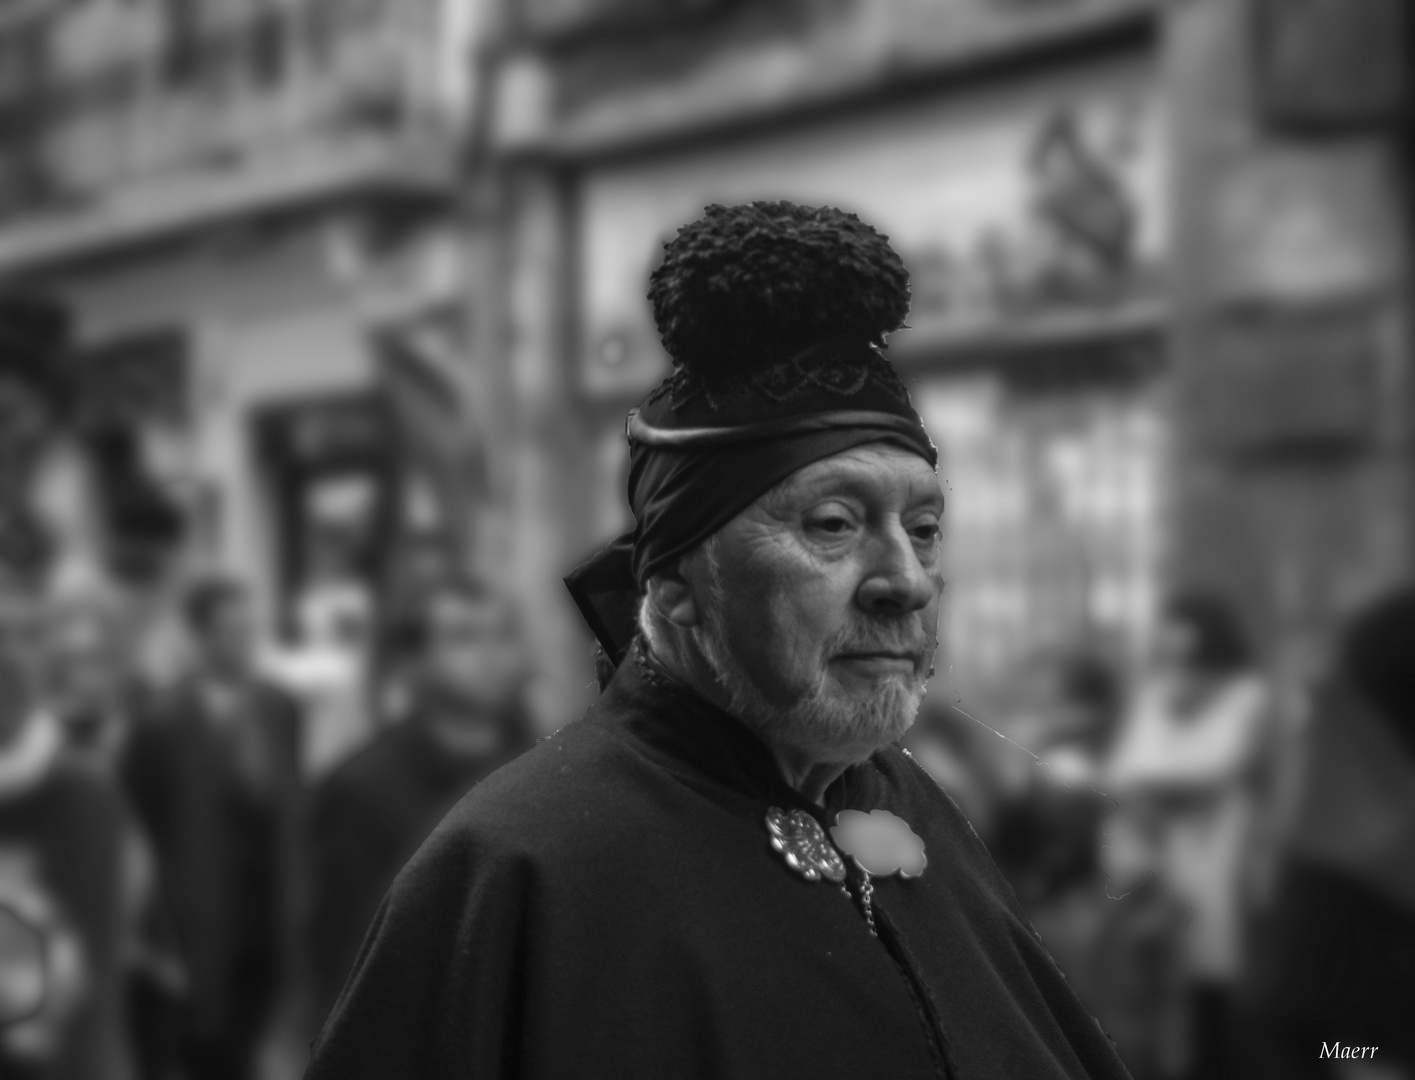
[730,602,804,699]
[775,597,840,687]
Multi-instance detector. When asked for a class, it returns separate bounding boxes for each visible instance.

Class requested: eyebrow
[912,489,947,511]
[783,469,945,510]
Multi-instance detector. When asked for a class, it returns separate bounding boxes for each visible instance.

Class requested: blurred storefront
[0,0,485,657]
[1167,0,1410,703]
[487,0,1171,718]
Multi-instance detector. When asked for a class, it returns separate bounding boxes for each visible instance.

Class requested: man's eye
[809,515,854,534]
[911,523,941,543]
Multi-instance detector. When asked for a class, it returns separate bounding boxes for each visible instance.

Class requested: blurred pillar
[498,165,602,733]
[1165,0,1412,688]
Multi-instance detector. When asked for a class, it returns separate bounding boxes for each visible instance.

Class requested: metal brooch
[765,807,847,884]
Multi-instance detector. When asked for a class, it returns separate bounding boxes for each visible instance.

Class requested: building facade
[0,0,485,660]
[1166,0,1410,700]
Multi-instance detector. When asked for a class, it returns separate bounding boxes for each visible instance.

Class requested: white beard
[691,548,930,765]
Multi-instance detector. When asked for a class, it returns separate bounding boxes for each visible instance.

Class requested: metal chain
[840,870,878,937]
[858,872,877,937]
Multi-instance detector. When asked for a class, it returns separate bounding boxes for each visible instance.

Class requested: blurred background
[0,0,1411,1078]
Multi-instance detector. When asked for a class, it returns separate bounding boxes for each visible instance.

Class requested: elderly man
[306,203,1131,1080]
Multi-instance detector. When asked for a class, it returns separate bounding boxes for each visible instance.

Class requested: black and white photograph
[0,1,1411,1078]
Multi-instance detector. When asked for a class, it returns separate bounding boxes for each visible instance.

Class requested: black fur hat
[639,201,918,423]
[566,201,936,668]
[648,200,910,383]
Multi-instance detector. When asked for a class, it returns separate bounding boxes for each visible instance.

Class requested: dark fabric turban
[564,203,937,668]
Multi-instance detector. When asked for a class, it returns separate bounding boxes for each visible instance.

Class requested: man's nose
[855,521,936,616]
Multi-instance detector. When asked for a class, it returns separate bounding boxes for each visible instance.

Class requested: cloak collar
[594,640,860,822]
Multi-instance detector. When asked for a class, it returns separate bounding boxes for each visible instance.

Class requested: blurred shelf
[890,295,1166,374]
[0,135,455,279]
[498,0,1161,161]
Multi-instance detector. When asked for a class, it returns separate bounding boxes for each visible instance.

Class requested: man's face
[688,443,945,764]
[421,593,521,714]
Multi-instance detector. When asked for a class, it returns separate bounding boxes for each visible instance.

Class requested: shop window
[1253,0,1407,131]
[916,348,1166,711]
[253,393,397,640]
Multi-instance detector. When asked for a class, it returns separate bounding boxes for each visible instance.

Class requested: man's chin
[776,675,925,761]
[826,668,927,708]
[697,631,925,761]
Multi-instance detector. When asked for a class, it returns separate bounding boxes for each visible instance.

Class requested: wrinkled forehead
[757,442,944,513]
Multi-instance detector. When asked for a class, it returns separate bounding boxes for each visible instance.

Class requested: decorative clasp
[765,808,847,884]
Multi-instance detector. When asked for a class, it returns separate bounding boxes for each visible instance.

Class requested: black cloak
[306,647,1132,1079]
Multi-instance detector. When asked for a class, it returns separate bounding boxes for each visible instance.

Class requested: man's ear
[645,560,700,629]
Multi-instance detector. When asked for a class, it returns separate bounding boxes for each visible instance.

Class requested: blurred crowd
[0,570,533,1080]
[3,553,1413,1080]
[907,586,1415,1080]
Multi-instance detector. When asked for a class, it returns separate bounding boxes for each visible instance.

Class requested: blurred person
[1239,589,1415,1080]
[993,650,1181,1080]
[304,578,530,1034]
[122,578,301,1080]
[306,203,1132,1080]
[44,597,149,771]
[1,293,177,1080]
[993,650,1120,909]
[260,578,373,780]
[1108,590,1272,1080]
[0,591,177,1080]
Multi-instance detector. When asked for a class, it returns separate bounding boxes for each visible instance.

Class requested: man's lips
[834,651,922,670]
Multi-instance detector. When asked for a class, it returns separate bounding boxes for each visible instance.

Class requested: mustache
[827,620,935,666]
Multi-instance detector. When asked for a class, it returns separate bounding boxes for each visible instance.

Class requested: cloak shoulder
[305,719,652,1079]
[308,678,1133,1080]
